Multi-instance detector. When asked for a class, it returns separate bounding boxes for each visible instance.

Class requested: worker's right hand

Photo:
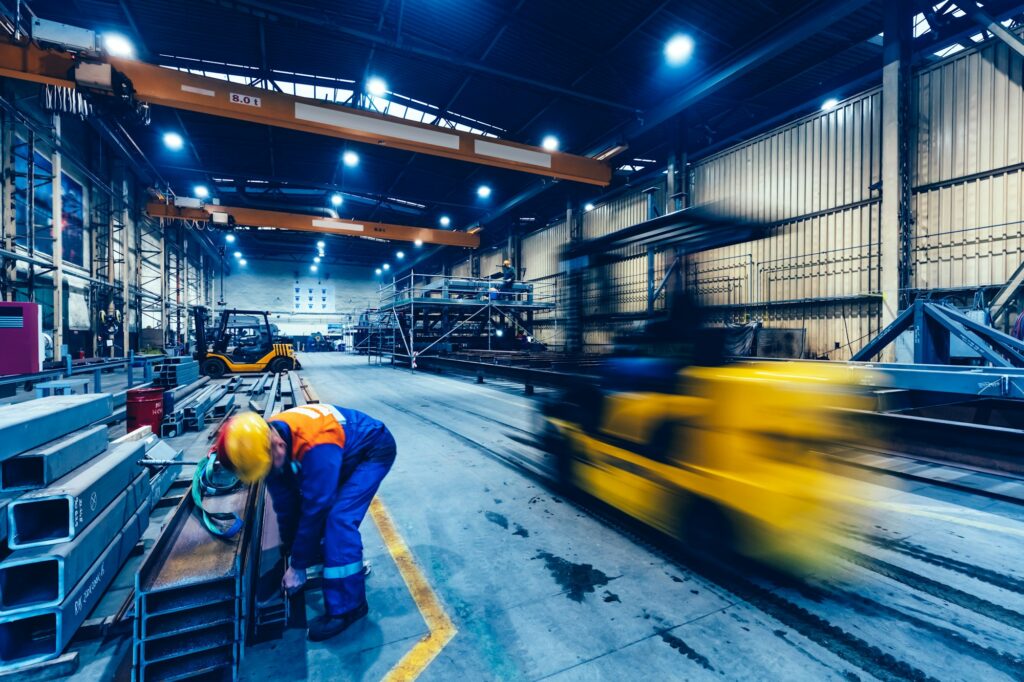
[282,566,307,595]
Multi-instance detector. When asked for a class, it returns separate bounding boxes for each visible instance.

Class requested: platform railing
[377,271,558,308]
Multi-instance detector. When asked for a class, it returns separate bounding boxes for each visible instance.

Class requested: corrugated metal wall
[521,220,569,348]
[912,38,1024,291]
[521,219,568,281]
[581,181,672,350]
[688,88,883,359]
[442,35,1023,360]
[478,248,506,279]
[451,258,472,277]
[582,180,664,239]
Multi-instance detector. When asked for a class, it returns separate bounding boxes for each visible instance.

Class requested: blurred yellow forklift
[193,307,298,378]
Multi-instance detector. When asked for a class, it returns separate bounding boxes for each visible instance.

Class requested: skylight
[160,56,506,139]
[867,5,1024,60]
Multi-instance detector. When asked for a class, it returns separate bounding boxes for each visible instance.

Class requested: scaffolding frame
[364,271,556,367]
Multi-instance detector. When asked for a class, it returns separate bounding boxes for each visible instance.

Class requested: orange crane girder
[0,40,611,186]
[146,202,481,248]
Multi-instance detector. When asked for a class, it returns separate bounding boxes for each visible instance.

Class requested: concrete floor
[237,353,1024,681]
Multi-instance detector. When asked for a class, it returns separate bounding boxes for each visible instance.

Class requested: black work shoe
[307,601,369,642]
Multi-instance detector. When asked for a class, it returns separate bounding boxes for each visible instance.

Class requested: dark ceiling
[23,0,1024,268]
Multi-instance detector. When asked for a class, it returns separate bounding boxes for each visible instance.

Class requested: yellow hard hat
[216,412,272,483]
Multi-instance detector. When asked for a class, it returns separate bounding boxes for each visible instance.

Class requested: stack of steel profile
[132,466,265,681]
[160,377,210,438]
[0,394,157,672]
[152,358,201,389]
[160,378,247,437]
[132,373,286,680]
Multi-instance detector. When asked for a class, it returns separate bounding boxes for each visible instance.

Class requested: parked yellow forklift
[193,307,298,378]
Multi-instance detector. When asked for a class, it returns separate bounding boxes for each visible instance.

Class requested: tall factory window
[61,174,85,266]
[13,142,54,256]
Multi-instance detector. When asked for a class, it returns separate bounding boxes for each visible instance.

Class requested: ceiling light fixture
[162,132,184,151]
[664,34,694,66]
[102,33,136,58]
[366,77,388,97]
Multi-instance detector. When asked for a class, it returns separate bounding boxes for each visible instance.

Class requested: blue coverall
[266,405,396,616]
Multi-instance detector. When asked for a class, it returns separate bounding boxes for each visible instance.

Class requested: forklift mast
[192,306,209,361]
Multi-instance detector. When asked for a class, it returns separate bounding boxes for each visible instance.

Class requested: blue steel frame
[852,300,1024,367]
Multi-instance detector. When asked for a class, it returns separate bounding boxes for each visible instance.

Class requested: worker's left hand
[282,566,307,594]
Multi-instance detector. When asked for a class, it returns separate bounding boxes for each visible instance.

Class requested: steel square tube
[8,439,146,549]
[0,425,109,492]
[0,394,112,462]
[0,498,147,671]
[0,472,150,611]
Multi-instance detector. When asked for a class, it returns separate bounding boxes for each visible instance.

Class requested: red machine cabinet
[0,302,42,376]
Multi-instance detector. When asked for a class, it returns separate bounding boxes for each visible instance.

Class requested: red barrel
[127,387,166,434]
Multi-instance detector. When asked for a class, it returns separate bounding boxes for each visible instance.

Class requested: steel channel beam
[135,485,258,618]
[135,644,237,682]
[0,425,109,492]
[7,440,146,549]
[0,494,16,546]
[0,472,150,612]
[850,408,1024,475]
[0,394,112,462]
[139,621,238,668]
[740,358,1024,399]
[0,497,148,671]
[415,355,599,390]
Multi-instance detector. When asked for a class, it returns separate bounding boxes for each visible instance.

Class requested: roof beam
[146,202,480,248]
[201,0,638,114]
[620,0,876,144]
[958,1,1024,57]
[0,39,612,186]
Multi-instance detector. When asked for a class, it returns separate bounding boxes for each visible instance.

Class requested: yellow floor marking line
[371,497,458,681]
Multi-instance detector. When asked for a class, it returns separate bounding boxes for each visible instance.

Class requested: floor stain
[602,591,620,603]
[659,632,715,671]
[513,524,529,538]
[494,498,503,504]
[485,511,509,529]
[534,551,609,602]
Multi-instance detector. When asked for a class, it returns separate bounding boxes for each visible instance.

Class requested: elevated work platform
[360,273,557,361]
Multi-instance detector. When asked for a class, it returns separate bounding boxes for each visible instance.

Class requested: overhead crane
[147,202,480,248]
[0,37,612,186]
